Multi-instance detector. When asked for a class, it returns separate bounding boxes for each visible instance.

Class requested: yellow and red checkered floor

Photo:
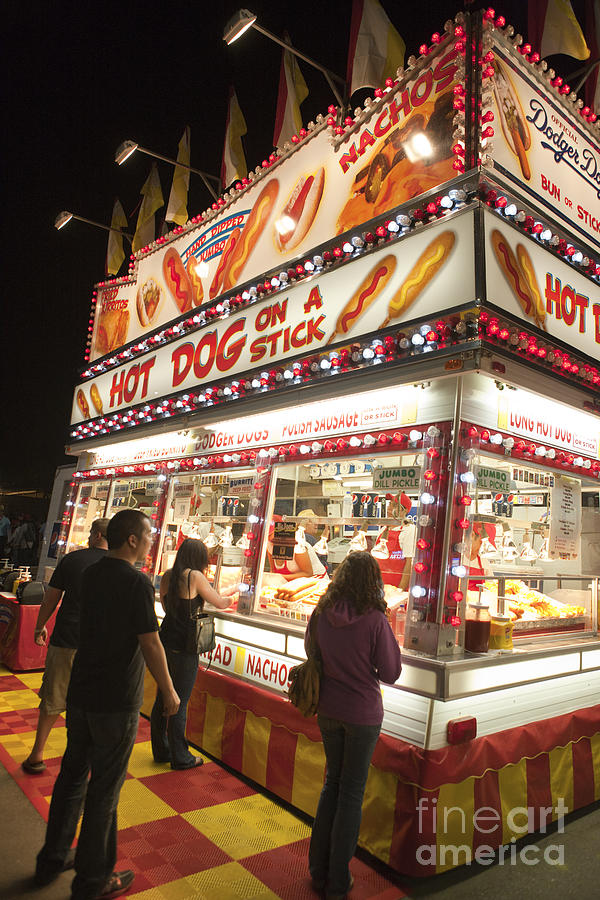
[0,665,405,899]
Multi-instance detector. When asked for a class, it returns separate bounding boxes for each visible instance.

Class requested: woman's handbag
[287,613,322,717]
[185,609,216,655]
[184,570,216,655]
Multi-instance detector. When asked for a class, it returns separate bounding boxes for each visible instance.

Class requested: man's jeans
[150,647,199,768]
[36,705,139,899]
[309,714,381,896]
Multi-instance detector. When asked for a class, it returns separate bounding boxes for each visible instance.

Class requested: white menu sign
[549,476,581,558]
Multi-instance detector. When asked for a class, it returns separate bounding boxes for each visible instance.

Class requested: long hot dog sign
[89,46,460,361]
[72,212,475,424]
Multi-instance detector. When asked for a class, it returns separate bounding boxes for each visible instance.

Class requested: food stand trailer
[58,9,599,875]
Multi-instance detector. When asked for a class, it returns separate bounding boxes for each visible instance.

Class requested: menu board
[549,476,581,559]
[271,521,296,561]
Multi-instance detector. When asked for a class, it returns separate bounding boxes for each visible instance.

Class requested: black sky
[1,0,591,493]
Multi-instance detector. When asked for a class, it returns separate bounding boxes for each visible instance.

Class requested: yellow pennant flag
[106,198,128,275]
[540,0,590,60]
[273,34,309,149]
[347,0,406,95]
[132,163,164,253]
[166,126,191,226]
[221,87,248,189]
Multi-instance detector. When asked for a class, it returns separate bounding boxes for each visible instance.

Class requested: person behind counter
[306,551,401,900]
[377,492,415,591]
[468,522,495,591]
[150,538,237,769]
[266,515,326,582]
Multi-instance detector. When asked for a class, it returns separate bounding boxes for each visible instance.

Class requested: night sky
[1,0,592,495]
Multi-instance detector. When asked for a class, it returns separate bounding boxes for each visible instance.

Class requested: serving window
[462,451,599,642]
[66,479,111,552]
[253,452,426,637]
[152,469,256,611]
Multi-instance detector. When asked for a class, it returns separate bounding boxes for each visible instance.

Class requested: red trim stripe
[526,754,553,833]
[265,723,298,802]
[572,737,596,810]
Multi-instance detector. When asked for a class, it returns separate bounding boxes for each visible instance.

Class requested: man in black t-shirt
[35,509,180,900]
[22,519,110,775]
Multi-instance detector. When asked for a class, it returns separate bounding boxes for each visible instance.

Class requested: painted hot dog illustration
[328,254,397,342]
[491,229,536,321]
[379,231,455,328]
[76,389,90,419]
[516,244,546,329]
[221,179,279,293]
[186,256,205,306]
[209,227,240,300]
[493,59,531,181]
[163,247,193,313]
[274,167,325,252]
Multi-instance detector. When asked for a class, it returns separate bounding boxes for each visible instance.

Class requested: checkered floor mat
[0,665,406,899]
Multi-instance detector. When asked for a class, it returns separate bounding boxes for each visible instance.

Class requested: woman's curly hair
[316,551,386,615]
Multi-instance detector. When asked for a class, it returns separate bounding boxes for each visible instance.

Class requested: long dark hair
[165,538,209,613]
[316,551,386,615]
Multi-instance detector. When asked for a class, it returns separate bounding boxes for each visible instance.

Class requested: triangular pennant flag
[132,163,164,253]
[106,198,128,275]
[273,33,309,149]
[347,0,406,95]
[221,87,248,189]
[165,126,191,226]
[529,0,590,60]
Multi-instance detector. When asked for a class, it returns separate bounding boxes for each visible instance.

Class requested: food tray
[513,615,587,632]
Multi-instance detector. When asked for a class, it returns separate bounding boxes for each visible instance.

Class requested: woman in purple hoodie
[307,551,401,899]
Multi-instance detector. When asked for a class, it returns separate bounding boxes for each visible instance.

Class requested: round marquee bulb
[420,492,436,505]
[452,565,467,577]
[411,586,427,598]
[460,471,476,483]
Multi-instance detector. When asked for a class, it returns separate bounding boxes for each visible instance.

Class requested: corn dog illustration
[491,230,536,321]
[493,59,531,181]
[328,254,397,342]
[209,227,240,300]
[221,180,279,293]
[379,231,455,328]
[516,244,546,329]
[186,256,205,306]
[90,383,103,415]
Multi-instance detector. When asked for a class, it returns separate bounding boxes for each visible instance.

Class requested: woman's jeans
[150,646,199,768]
[309,714,381,895]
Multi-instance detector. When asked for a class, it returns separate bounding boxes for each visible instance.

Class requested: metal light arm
[55,211,133,243]
[135,146,220,200]
[250,22,346,108]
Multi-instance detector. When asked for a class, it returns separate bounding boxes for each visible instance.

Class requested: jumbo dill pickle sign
[372,466,421,490]
[478,466,511,491]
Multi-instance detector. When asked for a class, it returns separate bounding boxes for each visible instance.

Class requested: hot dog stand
[57,9,599,875]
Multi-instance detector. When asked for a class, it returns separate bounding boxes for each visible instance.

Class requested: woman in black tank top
[150,539,233,769]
